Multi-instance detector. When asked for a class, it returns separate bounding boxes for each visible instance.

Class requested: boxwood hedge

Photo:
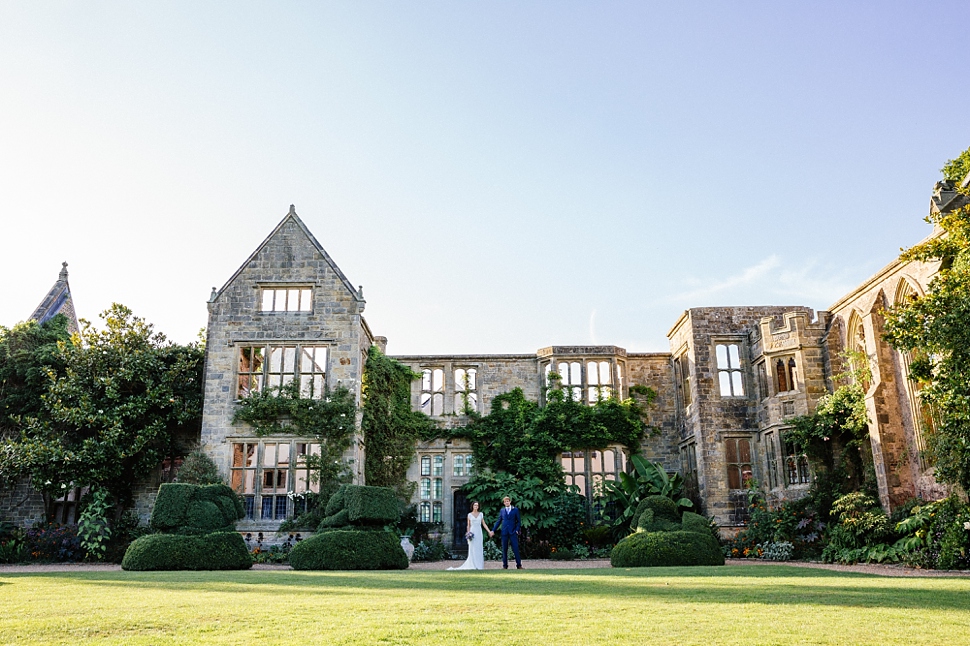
[121,532,253,571]
[289,530,408,570]
[611,530,724,567]
[150,483,244,535]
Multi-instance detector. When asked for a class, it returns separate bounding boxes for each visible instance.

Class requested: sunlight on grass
[1,565,969,645]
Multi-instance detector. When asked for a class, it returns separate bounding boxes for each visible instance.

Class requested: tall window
[454,368,478,414]
[764,432,780,489]
[725,437,752,489]
[230,440,321,521]
[680,442,698,504]
[418,454,444,524]
[561,447,625,499]
[260,287,312,312]
[716,343,745,397]
[783,438,811,485]
[587,361,613,403]
[756,361,769,400]
[453,454,473,477]
[237,344,327,399]
[420,368,445,416]
[775,357,797,393]
[676,354,692,408]
[559,361,583,401]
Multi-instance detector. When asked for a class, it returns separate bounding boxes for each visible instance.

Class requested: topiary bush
[344,485,400,525]
[632,496,680,528]
[150,483,244,535]
[121,532,253,571]
[288,530,408,570]
[611,496,724,568]
[611,530,724,567]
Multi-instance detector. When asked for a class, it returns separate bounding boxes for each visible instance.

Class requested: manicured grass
[2,565,969,645]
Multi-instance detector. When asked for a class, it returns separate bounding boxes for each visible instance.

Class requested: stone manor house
[5,176,965,545]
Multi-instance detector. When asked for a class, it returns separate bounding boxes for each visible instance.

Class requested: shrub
[484,539,503,561]
[25,523,82,562]
[288,530,408,570]
[611,530,724,567]
[632,496,680,528]
[759,541,794,561]
[121,532,253,571]
[897,496,970,570]
[177,450,222,485]
[344,485,400,525]
[636,509,681,533]
[557,547,575,560]
[150,483,244,535]
[821,492,895,564]
[411,538,449,562]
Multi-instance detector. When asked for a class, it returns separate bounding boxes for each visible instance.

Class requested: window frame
[236,343,328,400]
[714,341,746,398]
[258,286,313,313]
[230,439,322,522]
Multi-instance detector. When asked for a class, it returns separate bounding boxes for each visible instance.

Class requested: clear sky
[2,2,968,354]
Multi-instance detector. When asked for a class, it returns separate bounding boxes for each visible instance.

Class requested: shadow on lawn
[7,566,970,612]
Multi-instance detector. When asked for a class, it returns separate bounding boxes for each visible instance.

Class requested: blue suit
[492,505,522,568]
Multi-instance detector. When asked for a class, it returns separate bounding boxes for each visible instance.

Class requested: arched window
[787,358,797,391]
[895,279,935,470]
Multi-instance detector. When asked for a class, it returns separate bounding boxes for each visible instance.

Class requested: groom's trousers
[501,532,521,568]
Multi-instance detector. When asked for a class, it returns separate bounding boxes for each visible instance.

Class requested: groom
[492,495,522,569]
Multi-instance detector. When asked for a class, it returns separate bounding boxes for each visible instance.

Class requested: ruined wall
[827,255,944,509]
[626,353,678,472]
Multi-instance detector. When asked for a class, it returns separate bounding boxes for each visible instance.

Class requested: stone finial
[289,204,296,215]
[358,285,364,299]
[209,287,218,302]
[59,261,69,281]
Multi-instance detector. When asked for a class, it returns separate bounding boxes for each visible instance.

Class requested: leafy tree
[884,146,970,492]
[0,304,204,512]
[360,346,434,492]
[0,315,72,434]
[942,147,970,183]
[459,382,654,533]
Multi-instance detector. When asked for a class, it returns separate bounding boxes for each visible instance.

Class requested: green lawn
[1,565,968,645]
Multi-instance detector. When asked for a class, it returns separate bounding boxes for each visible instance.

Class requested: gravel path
[2,558,968,577]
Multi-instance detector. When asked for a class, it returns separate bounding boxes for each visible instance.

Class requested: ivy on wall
[360,346,434,493]
[232,380,356,490]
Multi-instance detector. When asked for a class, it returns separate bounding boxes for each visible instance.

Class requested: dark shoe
[516,565,523,569]
[503,566,508,569]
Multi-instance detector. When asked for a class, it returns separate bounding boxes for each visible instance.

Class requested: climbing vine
[360,346,435,492]
[233,380,356,488]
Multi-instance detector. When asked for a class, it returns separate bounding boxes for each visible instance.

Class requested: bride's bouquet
[465,531,475,542]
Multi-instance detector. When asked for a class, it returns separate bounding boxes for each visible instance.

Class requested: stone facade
[3,195,951,538]
[198,207,371,532]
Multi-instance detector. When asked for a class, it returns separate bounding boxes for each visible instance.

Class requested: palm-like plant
[603,455,693,530]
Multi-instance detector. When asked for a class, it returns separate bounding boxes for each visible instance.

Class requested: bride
[447,501,493,570]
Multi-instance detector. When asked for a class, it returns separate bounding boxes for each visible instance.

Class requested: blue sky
[1,2,968,354]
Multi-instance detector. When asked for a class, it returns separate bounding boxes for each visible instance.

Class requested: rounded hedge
[631,496,681,528]
[289,530,409,570]
[121,532,253,571]
[610,530,724,568]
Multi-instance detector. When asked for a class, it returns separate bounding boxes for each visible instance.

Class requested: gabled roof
[30,262,79,334]
[212,205,364,303]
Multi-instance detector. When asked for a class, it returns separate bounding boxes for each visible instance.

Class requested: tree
[884,146,970,492]
[0,304,205,512]
[0,315,72,435]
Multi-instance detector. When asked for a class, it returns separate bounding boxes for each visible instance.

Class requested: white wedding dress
[447,512,486,570]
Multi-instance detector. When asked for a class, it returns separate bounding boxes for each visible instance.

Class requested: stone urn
[400,536,415,561]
